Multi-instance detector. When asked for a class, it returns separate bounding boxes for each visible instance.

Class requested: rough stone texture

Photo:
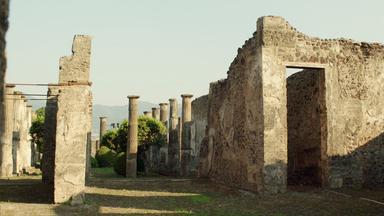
[0,84,13,177]
[42,86,59,184]
[287,69,326,186]
[127,96,139,178]
[42,35,92,204]
[190,95,208,173]
[54,85,92,204]
[0,0,9,177]
[167,98,179,174]
[200,16,384,193]
[59,35,91,84]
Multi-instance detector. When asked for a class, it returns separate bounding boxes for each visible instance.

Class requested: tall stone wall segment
[200,16,384,193]
[41,35,92,204]
[0,84,13,177]
[190,95,208,173]
[0,0,9,178]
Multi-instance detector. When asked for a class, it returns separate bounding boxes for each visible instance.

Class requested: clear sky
[6,0,384,105]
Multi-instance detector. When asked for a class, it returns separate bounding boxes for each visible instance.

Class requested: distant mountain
[29,100,169,136]
[91,102,158,134]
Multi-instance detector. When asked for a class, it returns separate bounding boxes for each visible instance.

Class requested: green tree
[105,116,167,175]
[100,130,118,151]
[29,107,45,154]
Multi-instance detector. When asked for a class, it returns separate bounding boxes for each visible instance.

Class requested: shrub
[91,156,99,168]
[95,146,116,167]
[100,130,118,151]
[113,152,126,176]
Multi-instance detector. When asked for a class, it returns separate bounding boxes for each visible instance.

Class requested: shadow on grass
[0,178,52,204]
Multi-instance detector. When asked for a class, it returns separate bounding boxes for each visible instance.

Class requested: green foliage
[91,156,99,168]
[29,107,45,153]
[104,117,167,154]
[100,130,118,151]
[138,116,167,151]
[113,152,126,176]
[95,146,116,167]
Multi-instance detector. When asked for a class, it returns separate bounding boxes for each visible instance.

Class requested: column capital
[181,94,193,98]
[127,95,140,99]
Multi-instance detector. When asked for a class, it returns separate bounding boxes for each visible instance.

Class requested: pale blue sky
[6,0,384,105]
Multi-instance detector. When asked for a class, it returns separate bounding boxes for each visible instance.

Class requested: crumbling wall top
[59,35,92,84]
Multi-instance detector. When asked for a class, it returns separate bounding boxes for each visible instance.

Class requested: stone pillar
[26,105,32,167]
[127,95,139,178]
[159,103,168,124]
[42,86,59,184]
[167,98,179,173]
[52,35,92,204]
[143,111,152,118]
[99,117,107,142]
[19,98,30,171]
[152,107,160,120]
[180,94,193,176]
[12,92,23,174]
[0,84,14,177]
[0,0,9,177]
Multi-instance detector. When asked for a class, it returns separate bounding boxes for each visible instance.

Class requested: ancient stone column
[159,103,168,124]
[127,95,139,178]
[152,107,160,120]
[167,98,179,173]
[26,105,33,167]
[25,103,34,167]
[143,111,152,118]
[12,92,23,174]
[0,84,14,177]
[0,0,9,178]
[20,98,30,170]
[180,94,193,176]
[99,117,107,142]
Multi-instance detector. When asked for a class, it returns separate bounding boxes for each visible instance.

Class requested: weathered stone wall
[190,95,208,173]
[42,35,92,204]
[201,16,384,193]
[201,34,264,191]
[42,87,58,184]
[0,0,9,177]
[54,85,92,204]
[287,69,325,186]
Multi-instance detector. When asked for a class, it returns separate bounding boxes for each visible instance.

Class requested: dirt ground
[0,168,383,216]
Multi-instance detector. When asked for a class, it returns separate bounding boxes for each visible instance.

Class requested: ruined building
[198,16,384,193]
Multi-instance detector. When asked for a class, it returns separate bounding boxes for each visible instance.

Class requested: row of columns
[0,84,33,177]
[125,94,193,177]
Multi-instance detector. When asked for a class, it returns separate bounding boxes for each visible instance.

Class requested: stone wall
[200,16,384,193]
[42,35,92,204]
[190,95,208,173]
[201,33,264,191]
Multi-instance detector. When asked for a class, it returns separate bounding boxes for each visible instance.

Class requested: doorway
[286,67,327,187]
